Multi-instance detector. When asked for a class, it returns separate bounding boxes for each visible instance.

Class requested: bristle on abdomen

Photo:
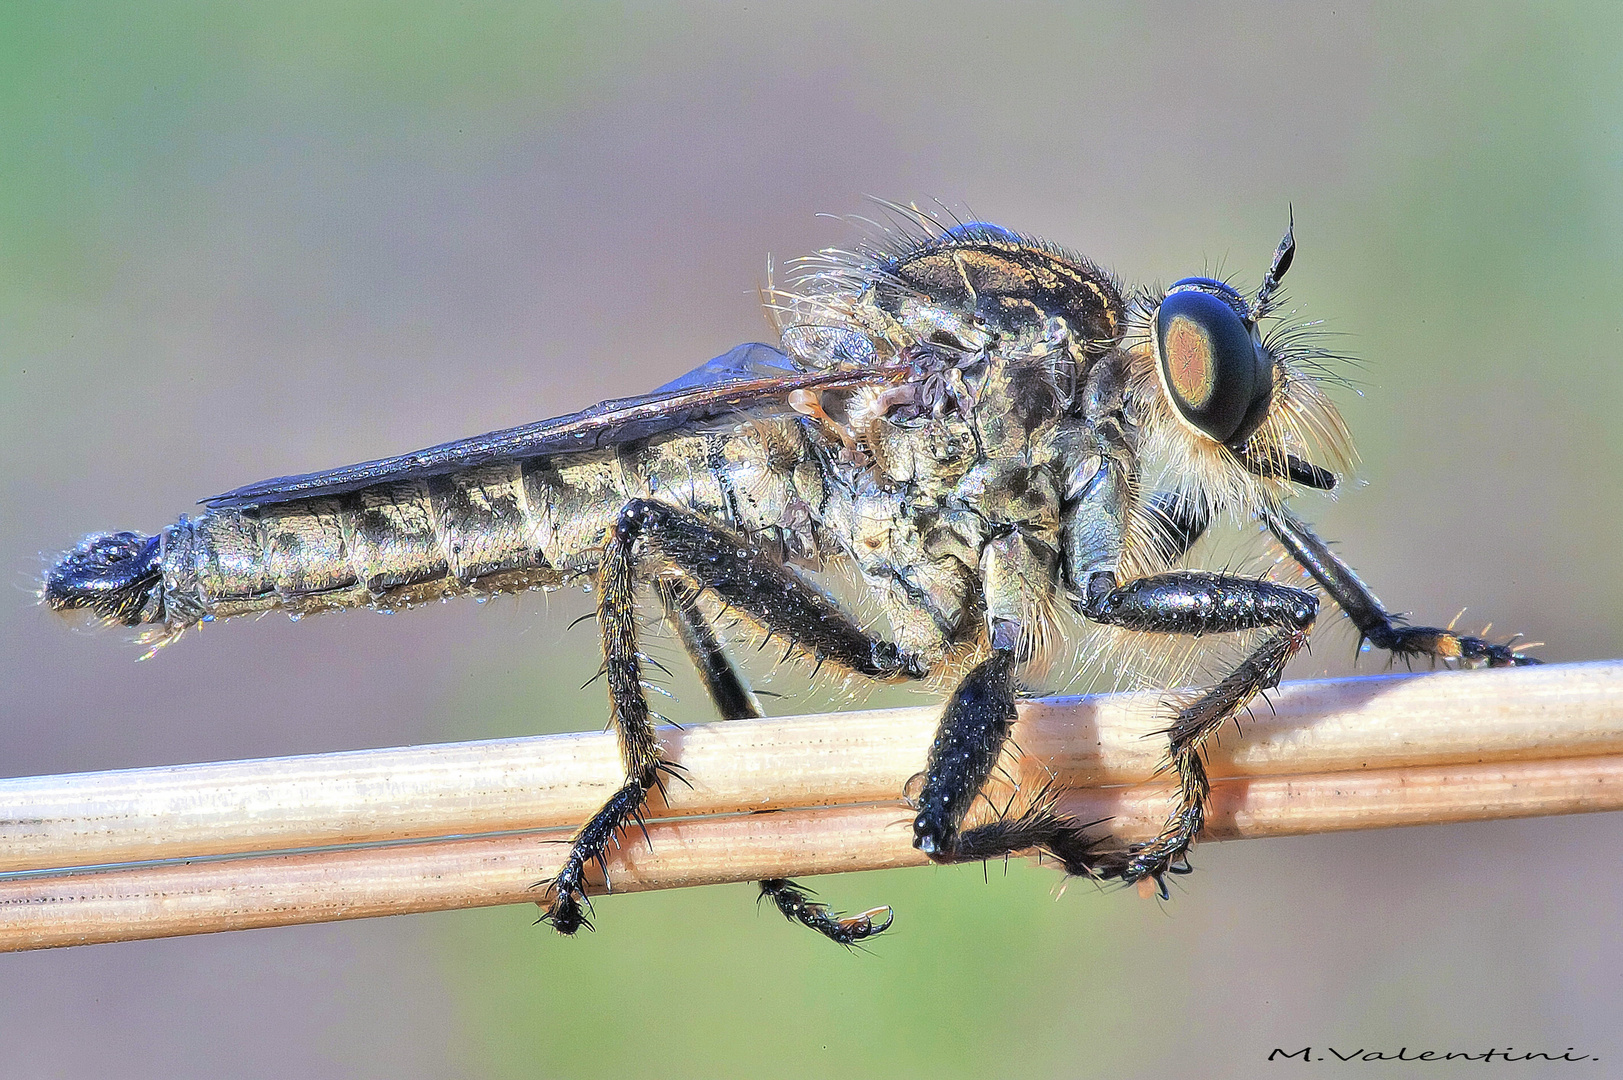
[45,531,165,627]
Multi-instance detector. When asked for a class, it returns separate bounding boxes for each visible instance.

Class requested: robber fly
[45,205,1538,944]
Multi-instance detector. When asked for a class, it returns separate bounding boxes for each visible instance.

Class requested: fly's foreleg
[1144,489,1211,564]
[1266,506,1538,668]
[1080,569,1318,891]
[543,499,926,936]
[657,579,895,945]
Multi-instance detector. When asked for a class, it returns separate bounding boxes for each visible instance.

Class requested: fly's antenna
[1252,209,1295,320]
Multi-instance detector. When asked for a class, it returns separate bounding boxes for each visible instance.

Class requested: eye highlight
[1154,281,1274,446]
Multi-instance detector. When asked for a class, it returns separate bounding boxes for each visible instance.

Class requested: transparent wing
[204,343,869,510]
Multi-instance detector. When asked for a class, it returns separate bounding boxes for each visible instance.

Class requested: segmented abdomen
[48,421,824,642]
[162,464,573,627]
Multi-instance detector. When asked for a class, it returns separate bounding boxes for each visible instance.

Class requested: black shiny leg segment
[912,650,1019,858]
[544,775,655,934]
[658,578,897,945]
[542,501,664,935]
[1080,567,1318,890]
[542,499,926,937]
[1265,506,1539,668]
[757,879,895,946]
[1096,627,1309,891]
[1143,489,1211,564]
[633,500,928,683]
[911,649,1111,875]
[657,579,760,723]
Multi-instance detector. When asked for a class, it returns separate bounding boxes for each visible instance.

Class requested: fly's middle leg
[1079,568,1319,891]
[542,498,927,936]
[907,528,1114,877]
[909,649,1109,877]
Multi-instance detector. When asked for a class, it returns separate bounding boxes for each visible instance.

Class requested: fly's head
[1126,221,1352,519]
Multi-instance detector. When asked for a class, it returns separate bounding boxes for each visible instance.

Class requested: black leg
[1144,489,1211,564]
[1100,628,1307,890]
[1080,569,1317,636]
[1079,567,1318,890]
[912,650,1019,858]
[632,501,926,683]
[543,503,664,935]
[1266,506,1538,668]
[910,649,1112,875]
[657,578,760,723]
[542,499,927,935]
[757,879,895,946]
[657,577,898,945]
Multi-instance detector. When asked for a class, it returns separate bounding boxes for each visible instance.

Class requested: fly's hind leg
[657,578,760,723]
[657,578,895,945]
[755,879,895,946]
[1079,569,1319,891]
[542,499,926,936]
[542,504,666,935]
[1266,506,1539,668]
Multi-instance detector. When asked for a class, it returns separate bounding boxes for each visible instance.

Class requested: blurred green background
[3,4,1620,1077]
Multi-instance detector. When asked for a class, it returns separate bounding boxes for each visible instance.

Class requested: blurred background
[3,3,1621,1077]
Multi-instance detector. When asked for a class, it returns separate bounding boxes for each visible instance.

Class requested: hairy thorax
[812,354,1088,671]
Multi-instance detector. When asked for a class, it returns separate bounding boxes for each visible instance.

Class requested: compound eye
[1154,285,1273,445]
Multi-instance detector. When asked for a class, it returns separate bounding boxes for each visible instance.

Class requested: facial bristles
[1123,335,1354,527]
[1248,367,1356,478]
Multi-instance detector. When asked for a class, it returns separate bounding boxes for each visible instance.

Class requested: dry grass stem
[1,661,1617,951]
